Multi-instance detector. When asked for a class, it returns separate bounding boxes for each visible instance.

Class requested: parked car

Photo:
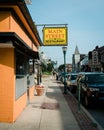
[60,72,71,83]
[76,72,104,107]
[66,73,78,93]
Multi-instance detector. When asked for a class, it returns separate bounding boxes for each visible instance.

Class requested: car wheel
[70,85,73,92]
[70,86,76,93]
[84,95,89,108]
[67,86,70,91]
[75,89,78,99]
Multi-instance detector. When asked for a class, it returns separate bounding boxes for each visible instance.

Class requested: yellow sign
[43,27,68,46]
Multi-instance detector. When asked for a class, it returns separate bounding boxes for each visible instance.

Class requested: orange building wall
[0,12,10,31]
[14,93,27,122]
[13,87,35,122]
[33,44,38,52]
[0,11,38,51]
[0,9,37,122]
[0,48,15,122]
[10,15,33,48]
[0,48,31,122]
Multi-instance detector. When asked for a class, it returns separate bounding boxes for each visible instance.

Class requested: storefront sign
[43,27,68,46]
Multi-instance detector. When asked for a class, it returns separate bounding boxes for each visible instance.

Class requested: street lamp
[62,46,67,94]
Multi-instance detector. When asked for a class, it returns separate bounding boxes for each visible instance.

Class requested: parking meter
[78,75,82,111]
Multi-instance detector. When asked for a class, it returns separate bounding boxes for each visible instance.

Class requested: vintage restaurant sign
[43,27,68,46]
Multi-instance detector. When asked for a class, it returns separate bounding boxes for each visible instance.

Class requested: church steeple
[74,45,80,55]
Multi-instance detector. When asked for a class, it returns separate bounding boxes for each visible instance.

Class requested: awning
[0,32,39,59]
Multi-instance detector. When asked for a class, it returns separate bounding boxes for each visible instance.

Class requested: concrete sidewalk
[0,76,81,130]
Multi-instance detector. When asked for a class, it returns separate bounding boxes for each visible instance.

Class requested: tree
[41,59,54,73]
[41,62,47,72]
[58,64,65,71]
[47,62,54,72]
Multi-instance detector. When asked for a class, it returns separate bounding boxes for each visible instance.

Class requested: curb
[68,91,103,130]
[68,91,104,130]
[59,82,104,130]
[81,105,103,130]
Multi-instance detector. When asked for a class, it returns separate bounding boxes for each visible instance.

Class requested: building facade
[88,46,104,72]
[74,46,104,72]
[72,45,85,72]
[0,0,42,122]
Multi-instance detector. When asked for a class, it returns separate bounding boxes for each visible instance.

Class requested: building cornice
[0,0,43,46]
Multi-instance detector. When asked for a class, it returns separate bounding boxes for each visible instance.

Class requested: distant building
[88,46,104,72]
[72,45,85,72]
[66,64,72,72]
[80,55,91,72]
[72,45,104,72]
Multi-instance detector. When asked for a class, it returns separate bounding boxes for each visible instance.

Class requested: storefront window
[15,50,36,100]
[15,50,28,100]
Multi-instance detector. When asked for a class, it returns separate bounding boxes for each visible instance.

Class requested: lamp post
[62,46,67,94]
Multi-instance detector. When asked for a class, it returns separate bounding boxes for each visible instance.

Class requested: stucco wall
[0,48,15,122]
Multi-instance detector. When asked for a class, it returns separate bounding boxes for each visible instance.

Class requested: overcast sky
[27,0,104,66]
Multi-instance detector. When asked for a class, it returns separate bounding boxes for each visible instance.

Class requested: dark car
[76,72,104,107]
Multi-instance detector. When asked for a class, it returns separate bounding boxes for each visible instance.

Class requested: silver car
[66,73,78,93]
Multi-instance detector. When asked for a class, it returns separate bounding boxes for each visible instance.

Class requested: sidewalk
[0,76,81,130]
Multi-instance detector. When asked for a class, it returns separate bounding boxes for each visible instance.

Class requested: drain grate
[40,102,59,110]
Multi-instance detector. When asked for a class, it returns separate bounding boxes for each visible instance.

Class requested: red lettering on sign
[48,29,63,33]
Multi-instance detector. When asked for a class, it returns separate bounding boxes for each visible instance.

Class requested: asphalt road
[72,92,104,129]
[87,101,104,129]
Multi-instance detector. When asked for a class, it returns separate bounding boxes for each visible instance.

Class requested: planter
[35,85,45,96]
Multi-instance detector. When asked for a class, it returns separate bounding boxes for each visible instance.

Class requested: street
[67,72,104,129]
[72,92,104,129]
[88,102,104,129]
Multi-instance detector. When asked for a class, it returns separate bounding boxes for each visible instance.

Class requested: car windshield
[86,74,104,83]
[71,75,77,80]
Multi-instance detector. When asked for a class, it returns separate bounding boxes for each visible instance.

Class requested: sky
[27,0,104,66]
